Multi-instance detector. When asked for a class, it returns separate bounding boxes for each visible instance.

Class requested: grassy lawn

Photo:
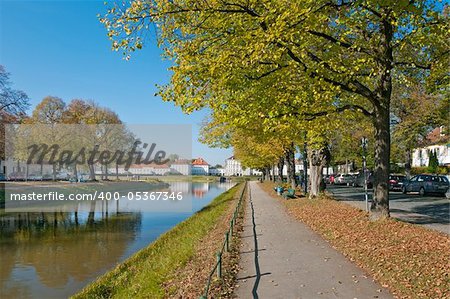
[260,181,450,299]
[72,183,242,299]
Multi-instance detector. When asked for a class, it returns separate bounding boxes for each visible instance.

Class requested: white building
[225,156,243,176]
[412,127,450,167]
[412,144,450,167]
[170,159,192,175]
[1,158,54,176]
[225,156,261,176]
[209,167,225,176]
[118,163,171,175]
[192,158,209,175]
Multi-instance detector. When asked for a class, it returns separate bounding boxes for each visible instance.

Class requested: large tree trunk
[370,15,393,220]
[263,167,271,181]
[277,156,284,182]
[285,144,296,189]
[116,163,119,180]
[308,146,330,198]
[371,104,391,219]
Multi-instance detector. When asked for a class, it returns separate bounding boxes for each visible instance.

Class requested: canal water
[0,181,235,298]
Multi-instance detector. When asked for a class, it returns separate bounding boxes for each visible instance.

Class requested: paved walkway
[235,182,393,299]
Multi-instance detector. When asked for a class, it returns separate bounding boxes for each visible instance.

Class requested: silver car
[334,173,355,185]
[402,174,449,196]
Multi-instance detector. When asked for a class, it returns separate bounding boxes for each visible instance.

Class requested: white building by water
[192,158,209,175]
[170,159,192,175]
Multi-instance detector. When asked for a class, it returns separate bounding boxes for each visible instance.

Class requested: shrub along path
[235,181,392,299]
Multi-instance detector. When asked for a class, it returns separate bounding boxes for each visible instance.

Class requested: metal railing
[199,181,247,299]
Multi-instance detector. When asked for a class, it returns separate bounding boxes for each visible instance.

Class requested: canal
[0,181,235,298]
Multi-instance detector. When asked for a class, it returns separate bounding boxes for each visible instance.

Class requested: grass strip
[72,183,241,299]
[260,181,450,299]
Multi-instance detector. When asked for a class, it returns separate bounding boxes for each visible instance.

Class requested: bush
[411,167,428,175]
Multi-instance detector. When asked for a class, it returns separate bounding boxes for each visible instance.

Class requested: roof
[171,159,191,165]
[423,126,449,146]
[192,157,209,166]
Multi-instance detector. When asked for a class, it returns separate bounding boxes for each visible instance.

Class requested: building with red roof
[192,157,209,175]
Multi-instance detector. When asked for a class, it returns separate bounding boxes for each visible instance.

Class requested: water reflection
[0,181,235,298]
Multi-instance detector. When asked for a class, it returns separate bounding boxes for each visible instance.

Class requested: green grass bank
[72,183,242,299]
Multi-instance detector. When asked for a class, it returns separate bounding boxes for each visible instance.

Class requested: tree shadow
[390,202,449,225]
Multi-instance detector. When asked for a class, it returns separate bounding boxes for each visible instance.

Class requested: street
[328,184,450,235]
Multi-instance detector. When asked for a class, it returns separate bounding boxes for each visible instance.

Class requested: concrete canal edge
[72,182,247,299]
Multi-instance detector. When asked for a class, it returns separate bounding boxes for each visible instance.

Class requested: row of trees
[7,96,134,181]
[100,0,448,219]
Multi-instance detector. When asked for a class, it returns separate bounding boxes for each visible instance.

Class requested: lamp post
[361,137,369,211]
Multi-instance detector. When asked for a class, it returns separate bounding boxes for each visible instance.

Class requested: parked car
[334,173,355,185]
[353,171,374,188]
[389,174,406,191]
[402,174,450,196]
[0,173,6,181]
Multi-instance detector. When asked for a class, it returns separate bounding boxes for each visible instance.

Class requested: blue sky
[0,0,232,166]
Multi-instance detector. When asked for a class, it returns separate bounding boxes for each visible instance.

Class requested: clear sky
[0,0,232,166]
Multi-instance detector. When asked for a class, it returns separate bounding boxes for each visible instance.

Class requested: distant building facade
[224,156,261,176]
[412,127,450,167]
[192,158,209,175]
[117,163,171,175]
[170,159,192,175]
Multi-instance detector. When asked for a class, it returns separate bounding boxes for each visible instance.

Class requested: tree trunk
[89,163,96,181]
[105,163,109,180]
[303,143,308,193]
[370,14,393,219]
[285,145,296,189]
[277,156,284,182]
[25,163,29,181]
[262,167,269,181]
[74,164,78,181]
[52,163,57,181]
[371,104,391,219]
[271,165,275,181]
[307,146,330,198]
[405,149,411,179]
[116,163,119,180]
